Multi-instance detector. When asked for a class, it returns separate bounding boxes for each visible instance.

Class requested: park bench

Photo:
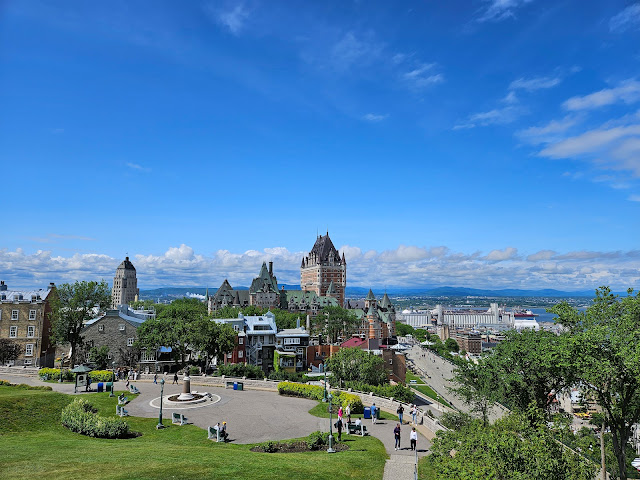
[117,395,128,405]
[172,412,188,426]
[208,425,222,442]
[348,423,368,436]
[116,405,129,417]
[129,385,140,394]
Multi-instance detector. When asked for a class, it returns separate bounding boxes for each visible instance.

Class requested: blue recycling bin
[363,407,371,419]
[233,382,238,390]
[97,382,103,393]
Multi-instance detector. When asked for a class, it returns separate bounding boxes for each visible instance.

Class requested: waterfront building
[111,256,139,308]
[0,281,57,367]
[432,303,539,331]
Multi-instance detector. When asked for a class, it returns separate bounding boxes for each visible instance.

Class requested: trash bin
[106,382,113,393]
[233,382,238,390]
[237,382,243,391]
[97,382,103,393]
[363,407,371,419]
[375,408,380,420]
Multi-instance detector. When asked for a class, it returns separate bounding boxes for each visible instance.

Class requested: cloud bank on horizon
[1,243,638,292]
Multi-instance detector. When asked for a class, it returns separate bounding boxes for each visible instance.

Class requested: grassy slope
[0,387,387,480]
[308,401,398,422]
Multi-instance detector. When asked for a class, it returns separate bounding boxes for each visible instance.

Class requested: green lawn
[308,401,398,422]
[405,371,425,384]
[411,385,453,409]
[0,386,387,480]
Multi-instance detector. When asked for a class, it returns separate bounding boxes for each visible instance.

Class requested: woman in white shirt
[410,427,418,451]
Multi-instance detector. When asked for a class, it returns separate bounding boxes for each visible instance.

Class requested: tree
[395,323,415,337]
[187,318,236,368]
[88,345,110,369]
[424,413,595,480]
[135,316,189,367]
[449,359,501,426]
[0,338,20,365]
[550,287,640,480]
[50,281,111,367]
[318,306,359,343]
[485,329,574,413]
[326,347,388,386]
[444,338,459,352]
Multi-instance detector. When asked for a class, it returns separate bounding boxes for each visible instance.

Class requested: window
[12,310,18,320]
[25,344,33,356]
[9,326,17,338]
[127,338,134,347]
[98,324,105,332]
[107,353,112,360]
[119,324,125,331]
[24,359,32,366]
[233,325,239,332]
[238,337,243,344]
[29,310,36,320]
[27,326,35,338]
[238,351,243,358]
[227,353,232,359]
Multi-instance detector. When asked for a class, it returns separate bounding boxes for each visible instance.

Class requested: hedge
[88,370,115,382]
[277,382,364,414]
[61,399,129,438]
[345,381,415,404]
[38,368,73,382]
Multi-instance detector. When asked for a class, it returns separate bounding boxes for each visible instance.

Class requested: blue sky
[1,0,639,291]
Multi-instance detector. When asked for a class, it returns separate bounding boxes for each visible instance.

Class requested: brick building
[345,290,397,340]
[0,281,57,367]
[301,233,346,307]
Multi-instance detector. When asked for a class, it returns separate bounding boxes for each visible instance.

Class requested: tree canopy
[326,347,388,386]
[0,338,21,365]
[50,280,111,366]
[317,306,359,343]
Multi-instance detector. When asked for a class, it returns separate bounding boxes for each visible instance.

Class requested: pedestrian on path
[338,406,343,424]
[411,404,417,424]
[345,404,351,424]
[336,418,343,441]
[153,373,157,384]
[397,404,404,424]
[173,373,179,384]
[371,403,377,424]
[394,423,401,450]
[410,427,417,451]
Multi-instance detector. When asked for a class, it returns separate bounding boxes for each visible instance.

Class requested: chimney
[125,256,129,261]
[0,281,6,291]
[268,261,273,276]
[48,282,55,290]
[306,314,310,332]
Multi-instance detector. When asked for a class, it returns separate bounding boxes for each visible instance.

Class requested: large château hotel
[300,233,347,307]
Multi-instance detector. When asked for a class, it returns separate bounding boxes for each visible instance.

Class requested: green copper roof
[365,289,376,301]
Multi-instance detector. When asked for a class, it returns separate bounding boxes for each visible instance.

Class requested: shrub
[61,399,129,438]
[277,381,324,400]
[88,370,115,382]
[268,370,305,383]
[305,430,331,450]
[218,363,264,379]
[38,368,73,382]
[189,366,200,376]
[333,391,364,414]
[344,382,414,404]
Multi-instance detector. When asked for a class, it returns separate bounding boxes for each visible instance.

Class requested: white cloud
[510,76,562,91]
[516,116,578,144]
[213,3,250,35]
[403,64,444,89]
[629,194,640,202]
[477,0,535,23]
[563,79,640,111]
[610,3,640,32]
[362,113,388,122]
[329,32,382,71]
[126,162,150,172]
[3,243,640,292]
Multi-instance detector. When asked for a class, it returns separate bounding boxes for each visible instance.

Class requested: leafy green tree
[326,347,388,386]
[423,413,595,480]
[449,359,501,426]
[395,323,415,337]
[135,316,187,366]
[0,338,21,365]
[550,287,640,480]
[50,281,111,367]
[88,345,110,369]
[414,328,428,342]
[444,338,459,352]
[318,306,359,343]
[188,318,236,368]
[270,309,305,330]
[157,297,207,321]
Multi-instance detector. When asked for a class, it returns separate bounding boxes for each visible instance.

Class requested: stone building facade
[301,233,346,307]
[81,305,145,367]
[111,256,139,308]
[0,281,57,367]
[345,290,397,340]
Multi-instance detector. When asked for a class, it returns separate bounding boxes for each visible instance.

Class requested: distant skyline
[1,1,639,291]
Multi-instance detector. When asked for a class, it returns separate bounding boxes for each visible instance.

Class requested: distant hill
[139,285,597,301]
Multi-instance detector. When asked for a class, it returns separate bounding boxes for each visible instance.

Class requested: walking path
[1,371,431,479]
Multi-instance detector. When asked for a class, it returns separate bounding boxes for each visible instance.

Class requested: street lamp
[157,378,165,429]
[327,393,335,453]
[109,362,116,397]
[322,365,327,402]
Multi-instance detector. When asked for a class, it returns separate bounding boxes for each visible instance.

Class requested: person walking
[410,427,417,451]
[336,418,343,441]
[371,403,377,424]
[173,372,179,384]
[345,404,351,424]
[394,423,401,450]
[153,373,157,384]
[397,404,404,424]
[338,406,343,424]
[411,404,417,424]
